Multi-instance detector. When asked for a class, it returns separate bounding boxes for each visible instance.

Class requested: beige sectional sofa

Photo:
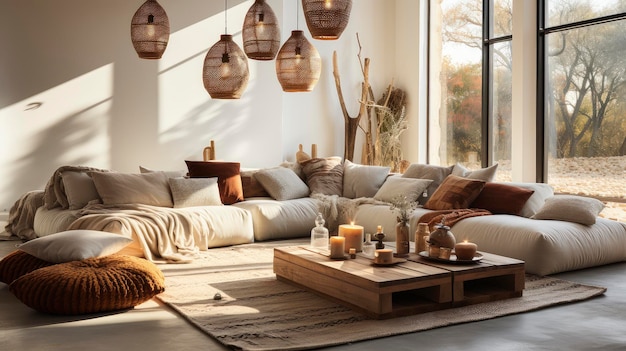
[6,160,626,275]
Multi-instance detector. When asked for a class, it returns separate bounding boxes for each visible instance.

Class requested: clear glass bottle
[310,213,329,249]
[362,233,375,257]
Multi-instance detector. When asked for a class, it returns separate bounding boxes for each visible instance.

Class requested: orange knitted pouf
[9,254,165,315]
[0,250,55,285]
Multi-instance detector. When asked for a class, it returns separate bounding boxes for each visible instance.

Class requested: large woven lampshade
[302,0,352,40]
[130,0,170,59]
[203,34,250,99]
[276,30,321,92]
[242,0,281,60]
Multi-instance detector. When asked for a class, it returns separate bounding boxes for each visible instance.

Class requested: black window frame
[536,1,626,182]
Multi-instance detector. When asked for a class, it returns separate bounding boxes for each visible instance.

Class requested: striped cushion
[9,254,165,315]
[0,250,54,284]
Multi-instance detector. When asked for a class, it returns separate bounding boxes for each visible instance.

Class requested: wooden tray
[418,251,483,264]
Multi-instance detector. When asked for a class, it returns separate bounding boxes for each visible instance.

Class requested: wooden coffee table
[273,245,524,319]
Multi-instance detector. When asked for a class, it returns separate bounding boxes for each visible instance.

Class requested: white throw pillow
[374,176,433,203]
[531,195,605,225]
[18,230,134,263]
[342,160,390,198]
[169,177,223,208]
[91,171,174,207]
[255,167,310,201]
[452,163,499,181]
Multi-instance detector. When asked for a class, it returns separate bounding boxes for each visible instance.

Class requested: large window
[540,1,626,200]
[430,0,625,207]
[429,0,512,181]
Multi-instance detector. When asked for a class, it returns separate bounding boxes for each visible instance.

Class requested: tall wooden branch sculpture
[332,50,370,162]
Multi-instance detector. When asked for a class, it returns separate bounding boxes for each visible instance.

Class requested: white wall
[0,0,422,211]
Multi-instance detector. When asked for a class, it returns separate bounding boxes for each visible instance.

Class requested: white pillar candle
[338,223,364,252]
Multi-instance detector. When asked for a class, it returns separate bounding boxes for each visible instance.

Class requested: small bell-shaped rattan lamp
[275,30,321,92]
[242,0,281,60]
[203,34,250,99]
[302,0,352,40]
[130,0,170,59]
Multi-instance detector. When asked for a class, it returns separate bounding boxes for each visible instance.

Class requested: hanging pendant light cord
[224,0,228,34]
[296,0,299,30]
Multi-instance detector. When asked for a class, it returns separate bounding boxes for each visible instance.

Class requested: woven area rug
[155,240,606,351]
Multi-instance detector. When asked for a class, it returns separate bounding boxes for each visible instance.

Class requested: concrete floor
[1,238,625,351]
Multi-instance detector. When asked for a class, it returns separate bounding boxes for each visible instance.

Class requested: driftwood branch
[333,50,370,162]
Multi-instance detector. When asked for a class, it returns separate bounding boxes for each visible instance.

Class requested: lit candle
[329,236,346,259]
[455,240,478,260]
[374,249,393,264]
[338,223,364,252]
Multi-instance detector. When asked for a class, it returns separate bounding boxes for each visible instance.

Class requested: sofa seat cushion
[67,204,254,262]
[449,215,626,276]
[233,198,320,241]
[33,206,81,237]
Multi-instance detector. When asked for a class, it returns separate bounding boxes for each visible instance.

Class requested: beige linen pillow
[402,163,455,205]
[531,195,605,225]
[168,177,222,208]
[61,171,101,209]
[374,176,433,203]
[424,175,486,210]
[255,167,310,201]
[342,160,390,198]
[300,157,343,196]
[91,171,173,207]
[139,165,186,178]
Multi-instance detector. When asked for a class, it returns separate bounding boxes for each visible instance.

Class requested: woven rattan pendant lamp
[302,0,352,40]
[275,1,321,92]
[203,1,250,99]
[242,0,281,60]
[130,0,170,59]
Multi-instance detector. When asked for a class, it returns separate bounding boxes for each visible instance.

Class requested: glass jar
[362,233,375,258]
[310,213,329,249]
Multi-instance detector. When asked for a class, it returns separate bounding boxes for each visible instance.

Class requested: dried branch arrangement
[332,33,408,172]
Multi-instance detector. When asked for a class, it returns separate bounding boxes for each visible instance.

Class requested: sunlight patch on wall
[154,3,253,155]
[0,64,114,210]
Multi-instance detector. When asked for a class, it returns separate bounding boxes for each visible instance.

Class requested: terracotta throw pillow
[424,175,486,210]
[185,161,244,205]
[470,182,535,215]
[300,157,343,196]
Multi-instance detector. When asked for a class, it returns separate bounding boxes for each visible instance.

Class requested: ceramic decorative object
[395,221,410,257]
[374,225,385,249]
[428,218,456,249]
[415,222,430,254]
